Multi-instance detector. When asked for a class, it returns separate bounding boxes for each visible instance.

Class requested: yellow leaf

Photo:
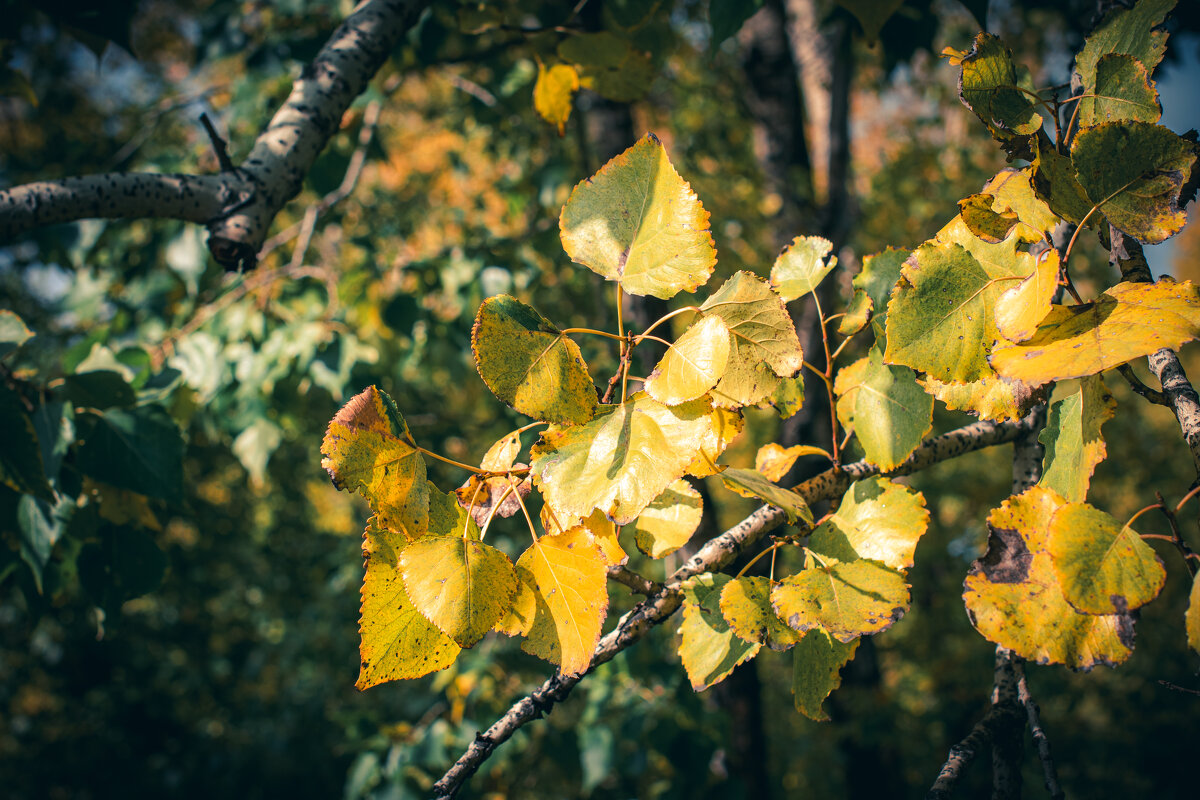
[685,406,744,477]
[633,479,703,558]
[645,315,730,405]
[1187,573,1200,656]
[541,505,627,567]
[995,249,1060,343]
[400,536,518,647]
[918,373,1041,422]
[533,62,578,136]
[808,477,929,571]
[769,235,837,301]
[833,355,870,433]
[677,573,760,691]
[720,576,802,652]
[772,560,910,642]
[754,443,831,483]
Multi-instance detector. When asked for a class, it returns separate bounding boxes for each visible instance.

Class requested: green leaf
[1078,53,1161,127]
[720,575,802,651]
[808,477,929,571]
[848,247,908,333]
[61,370,137,409]
[957,33,1042,152]
[963,487,1135,669]
[710,0,764,49]
[559,132,716,298]
[991,280,1200,386]
[399,536,517,648]
[1039,376,1116,503]
[0,309,34,359]
[995,250,1059,343]
[1047,503,1165,615]
[533,62,579,136]
[852,345,933,471]
[677,572,761,691]
[958,193,1019,244]
[0,383,53,501]
[769,235,837,301]
[702,271,803,407]
[1075,0,1173,92]
[1071,121,1197,244]
[720,468,813,524]
[17,494,71,592]
[1031,135,1095,226]
[472,295,598,425]
[322,386,429,540]
[357,518,460,689]
[515,528,610,676]
[836,0,904,42]
[75,405,184,504]
[531,392,720,524]
[772,559,910,642]
[645,315,730,405]
[791,629,859,721]
[918,374,1040,422]
[557,32,654,103]
[633,479,704,558]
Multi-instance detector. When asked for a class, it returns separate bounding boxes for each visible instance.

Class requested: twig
[1116,364,1169,406]
[446,73,497,106]
[1154,491,1200,577]
[926,702,1022,800]
[607,565,661,596]
[1157,680,1200,696]
[199,112,235,172]
[1018,671,1064,800]
[432,412,1043,799]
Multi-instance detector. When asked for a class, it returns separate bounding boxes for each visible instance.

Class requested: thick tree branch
[432,413,1043,799]
[0,0,429,268]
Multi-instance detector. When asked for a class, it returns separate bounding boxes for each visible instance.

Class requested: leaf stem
[812,290,840,464]
[508,475,539,541]
[636,306,701,343]
[561,327,626,341]
[735,540,790,579]
[416,446,488,474]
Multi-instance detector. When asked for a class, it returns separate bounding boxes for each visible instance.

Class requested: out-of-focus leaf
[0,384,53,501]
[709,0,764,48]
[78,526,168,610]
[60,370,136,409]
[75,405,184,504]
[0,310,34,359]
[837,0,905,42]
[1187,572,1200,655]
[558,32,654,103]
[533,62,579,136]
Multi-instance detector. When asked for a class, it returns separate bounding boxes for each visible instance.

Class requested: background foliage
[2,1,1199,798]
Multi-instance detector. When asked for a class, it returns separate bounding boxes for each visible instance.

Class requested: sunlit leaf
[322,386,428,540]
[677,573,761,691]
[645,315,730,405]
[400,536,518,647]
[770,235,837,301]
[542,506,627,567]
[516,528,610,675]
[833,355,870,433]
[808,477,929,571]
[633,479,703,558]
[958,32,1042,151]
[792,629,859,721]
[755,443,831,482]
[1047,502,1165,615]
[685,406,744,477]
[1078,53,1161,127]
[1039,376,1116,503]
[995,250,1059,343]
[533,62,578,135]
[720,576,802,651]
[532,393,718,524]
[472,295,598,425]
[852,345,933,471]
[772,560,910,642]
[963,487,1135,668]
[918,373,1041,422]
[358,518,460,689]
[990,280,1200,386]
[1071,121,1197,244]
[559,133,716,299]
[720,468,813,524]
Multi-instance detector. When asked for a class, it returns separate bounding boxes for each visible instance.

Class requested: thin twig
[1018,671,1064,800]
[1117,364,1169,406]
[926,702,1023,800]
[1154,491,1200,577]
[199,113,235,172]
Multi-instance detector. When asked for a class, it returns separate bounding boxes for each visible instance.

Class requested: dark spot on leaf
[975,526,1032,583]
[1115,611,1136,649]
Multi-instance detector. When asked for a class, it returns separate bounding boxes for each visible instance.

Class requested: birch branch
[0,0,429,268]
[432,412,1043,799]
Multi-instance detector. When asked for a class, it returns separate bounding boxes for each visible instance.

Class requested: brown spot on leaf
[975,526,1033,584]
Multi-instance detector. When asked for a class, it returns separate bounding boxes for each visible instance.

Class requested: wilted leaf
[995,249,1059,343]
[678,573,761,691]
[720,576,802,651]
[808,477,929,571]
[755,443,830,482]
[634,479,703,558]
[322,386,428,540]
[963,487,1136,668]
[1039,376,1116,502]
[534,62,578,135]
[516,529,610,675]
[645,315,730,405]
[400,536,518,647]
[991,280,1200,386]
[959,193,1019,244]
[720,468,813,524]
[358,518,460,689]
[958,33,1042,150]
[472,295,598,425]
[559,133,716,299]
[532,393,718,524]
[770,235,837,301]
[1078,53,1161,127]
[456,474,530,529]
[772,560,910,642]
[792,629,859,721]
[1048,502,1165,615]
[852,345,933,471]
[768,375,806,418]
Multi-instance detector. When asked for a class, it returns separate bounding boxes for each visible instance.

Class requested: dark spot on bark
[974,526,1032,584]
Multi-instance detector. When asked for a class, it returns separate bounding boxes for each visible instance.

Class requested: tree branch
[926,701,1024,800]
[1018,671,1065,800]
[0,0,429,268]
[432,412,1043,799]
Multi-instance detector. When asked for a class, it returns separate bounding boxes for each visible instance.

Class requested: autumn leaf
[770,235,837,301]
[808,477,929,571]
[677,573,761,691]
[772,559,910,643]
[645,315,730,405]
[720,575,802,651]
[542,506,627,567]
[957,32,1042,153]
[792,629,859,721]
[918,373,1041,422]
[755,443,831,483]
[1038,376,1116,502]
[995,249,1059,343]
[720,467,813,524]
[633,479,703,558]
[851,345,933,471]
[533,62,579,135]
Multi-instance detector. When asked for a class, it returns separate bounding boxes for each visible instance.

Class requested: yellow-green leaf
[685,406,744,477]
[720,467,813,524]
[633,479,703,558]
[990,280,1200,386]
[645,315,730,405]
[532,393,719,524]
[982,168,1061,244]
[755,443,831,483]
[963,487,1135,668]
[533,62,579,135]
[918,373,1041,422]
[853,345,933,471]
[1039,376,1116,502]
[958,33,1042,149]
[959,193,1019,244]
[1032,135,1095,226]
[322,386,428,540]
[1187,572,1200,655]
[1047,503,1166,615]
[848,247,908,332]
[833,355,870,433]
[357,518,460,689]
[558,31,654,103]
[516,528,610,675]
[772,560,910,642]
[808,477,929,571]
[1075,0,1173,98]
[768,375,806,419]
[678,573,761,691]
[399,536,518,647]
[995,250,1059,343]
[770,235,837,301]
[720,576,802,652]
[559,133,716,299]
[1078,53,1161,127]
[472,295,598,425]
[792,629,859,721]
